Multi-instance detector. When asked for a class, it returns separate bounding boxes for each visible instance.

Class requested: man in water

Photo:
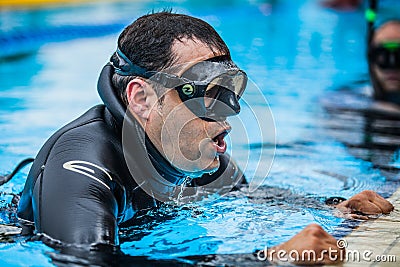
[17,11,393,265]
[369,20,400,107]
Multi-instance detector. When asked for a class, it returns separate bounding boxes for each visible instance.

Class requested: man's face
[372,22,400,92]
[144,39,234,177]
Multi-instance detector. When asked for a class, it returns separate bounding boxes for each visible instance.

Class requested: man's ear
[126,78,152,120]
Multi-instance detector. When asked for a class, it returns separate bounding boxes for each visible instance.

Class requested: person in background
[15,11,393,265]
[368,20,400,108]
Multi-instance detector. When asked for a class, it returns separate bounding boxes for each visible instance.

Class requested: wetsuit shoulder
[17,105,128,246]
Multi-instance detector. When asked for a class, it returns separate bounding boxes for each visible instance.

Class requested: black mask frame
[110,48,247,121]
[369,42,400,70]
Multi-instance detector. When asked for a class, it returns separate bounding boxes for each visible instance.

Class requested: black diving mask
[110,48,247,121]
[369,42,400,70]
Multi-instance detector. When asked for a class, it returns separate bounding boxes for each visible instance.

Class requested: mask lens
[203,71,247,109]
[174,60,247,120]
[371,44,400,69]
[204,83,220,108]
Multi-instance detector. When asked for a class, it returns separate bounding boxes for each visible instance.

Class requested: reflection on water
[320,84,400,237]
[322,85,400,181]
[118,185,341,259]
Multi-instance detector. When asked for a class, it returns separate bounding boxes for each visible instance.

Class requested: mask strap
[110,47,150,77]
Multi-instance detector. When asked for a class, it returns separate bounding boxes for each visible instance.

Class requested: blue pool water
[1,0,399,266]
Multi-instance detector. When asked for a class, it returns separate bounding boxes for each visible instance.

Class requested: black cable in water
[0,158,34,186]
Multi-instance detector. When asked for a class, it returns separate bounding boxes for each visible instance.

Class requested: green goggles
[369,42,400,70]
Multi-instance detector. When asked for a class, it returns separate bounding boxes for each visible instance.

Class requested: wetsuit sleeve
[19,123,125,246]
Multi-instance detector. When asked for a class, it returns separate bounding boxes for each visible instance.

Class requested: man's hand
[261,224,344,265]
[335,190,394,219]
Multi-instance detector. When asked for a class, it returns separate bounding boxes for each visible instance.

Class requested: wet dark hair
[111,11,231,105]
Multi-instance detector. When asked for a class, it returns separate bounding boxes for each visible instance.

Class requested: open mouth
[212,130,228,154]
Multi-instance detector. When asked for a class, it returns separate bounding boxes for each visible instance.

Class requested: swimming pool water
[1,0,399,266]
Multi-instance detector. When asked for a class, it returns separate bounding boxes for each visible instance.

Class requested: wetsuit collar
[144,135,187,185]
[97,64,187,185]
[97,64,126,127]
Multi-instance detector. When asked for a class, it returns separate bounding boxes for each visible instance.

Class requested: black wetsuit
[17,64,244,246]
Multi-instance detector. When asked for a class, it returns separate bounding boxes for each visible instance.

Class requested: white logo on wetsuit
[63,160,113,190]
